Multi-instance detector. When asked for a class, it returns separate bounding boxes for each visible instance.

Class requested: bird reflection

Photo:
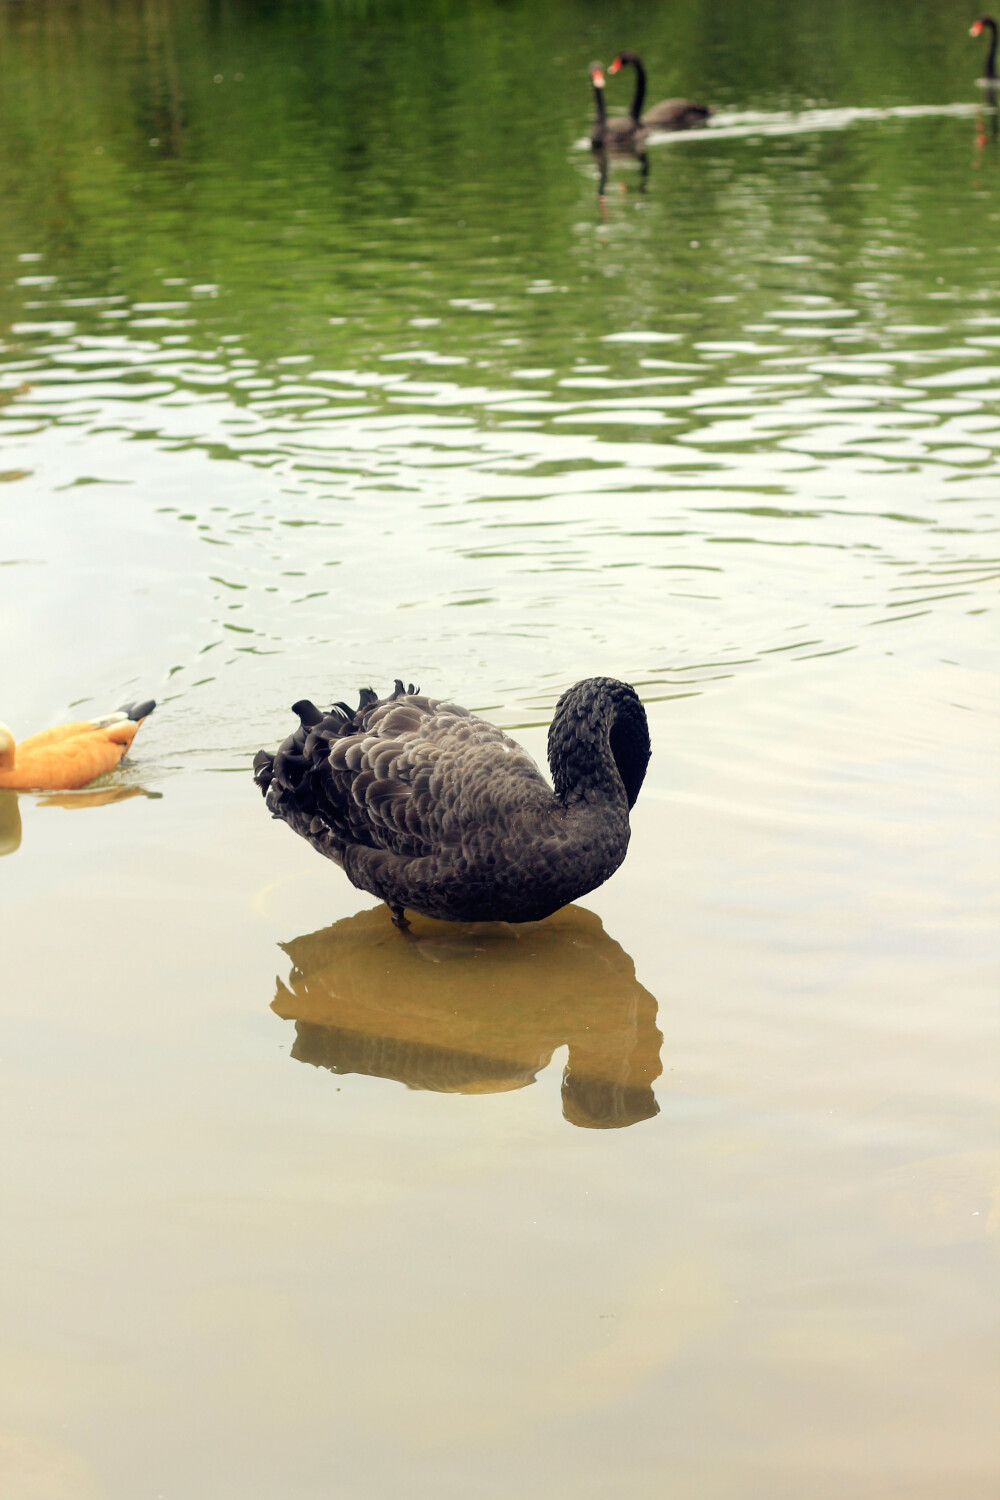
[0,785,161,857]
[272,904,662,1129]
[36,785,160,811]
[0,792,21,856]
[593,147,650,213]
[974,84,999,153]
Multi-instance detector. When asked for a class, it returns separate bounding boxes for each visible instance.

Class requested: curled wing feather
[261,690,551,862]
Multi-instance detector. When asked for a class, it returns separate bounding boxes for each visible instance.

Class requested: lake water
[1,1,998,1496]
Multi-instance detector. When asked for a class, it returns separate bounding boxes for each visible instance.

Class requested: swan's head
[607,688,650,809]
[0,724,15,773]
[970,15,995,36]
[589,63,605,89]
[609,53,638,74]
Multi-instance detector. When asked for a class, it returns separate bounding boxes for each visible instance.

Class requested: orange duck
[0,699,155,791]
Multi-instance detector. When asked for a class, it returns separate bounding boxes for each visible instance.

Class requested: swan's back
[255,681,555,867]
[644,98,711,130]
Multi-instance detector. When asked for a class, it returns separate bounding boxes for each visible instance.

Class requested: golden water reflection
[0,791,21,856]
[272,904,663,1129]
[36,785,160,811]
[0,786,162,857]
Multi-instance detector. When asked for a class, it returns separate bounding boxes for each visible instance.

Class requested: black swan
[609,50,711,132]
[589,62,646,149]
[971,15,998,80]
[254,677,650,928]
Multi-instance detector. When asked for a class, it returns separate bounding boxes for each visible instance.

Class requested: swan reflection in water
[272,904,662,1129]
[974,84,999,150]
[593,146,650,212]
[0,785,161,857]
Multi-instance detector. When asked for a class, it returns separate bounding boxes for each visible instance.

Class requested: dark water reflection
[593,144,650,205]
[975,83,999,147]
[272,904,662,1128]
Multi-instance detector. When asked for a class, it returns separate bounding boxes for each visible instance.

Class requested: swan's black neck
[548,678,651,810]
[591,77,607,129]
[975,16,999,77]
[621,53,647,124]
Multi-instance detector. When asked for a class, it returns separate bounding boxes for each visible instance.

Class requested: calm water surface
[1,2,998,1496]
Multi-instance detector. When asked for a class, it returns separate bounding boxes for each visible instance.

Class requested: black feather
[253,749,274,793]
[292,699,323,728]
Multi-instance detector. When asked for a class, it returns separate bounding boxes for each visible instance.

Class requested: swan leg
[389,903,411,932]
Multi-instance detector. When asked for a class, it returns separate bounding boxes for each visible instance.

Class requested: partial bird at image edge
[0,700,156,792]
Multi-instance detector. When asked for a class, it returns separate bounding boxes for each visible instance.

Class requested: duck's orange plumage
[0,700,155,792]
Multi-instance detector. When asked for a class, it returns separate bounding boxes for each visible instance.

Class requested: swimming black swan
[971,15,998,80]
[609,50,711,131]
[254,677,650,928]
[589,62,646,149]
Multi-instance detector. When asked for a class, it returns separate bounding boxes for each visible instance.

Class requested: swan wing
[644,98,710,129]
[260,690,552,862]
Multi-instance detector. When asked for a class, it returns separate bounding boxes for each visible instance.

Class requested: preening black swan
[971,15,998,80]
[254,677,650,928]
[609,50,711,131]
[589,62,646,149]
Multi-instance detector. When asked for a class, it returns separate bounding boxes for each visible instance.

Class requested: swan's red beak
[609,57,623,74]
[971,18,984,35]
[591,68,605,88]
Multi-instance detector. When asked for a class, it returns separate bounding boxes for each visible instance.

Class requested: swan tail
[255,678,424,827]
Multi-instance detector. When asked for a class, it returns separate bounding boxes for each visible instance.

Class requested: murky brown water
[1,0,998,1495]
